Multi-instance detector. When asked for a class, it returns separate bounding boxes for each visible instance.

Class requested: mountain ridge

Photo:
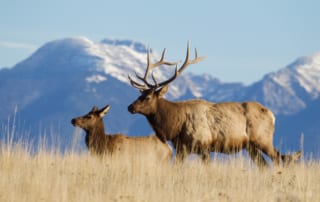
[0,37,319,155]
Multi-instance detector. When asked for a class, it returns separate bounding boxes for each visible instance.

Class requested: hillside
[0,37,319,155]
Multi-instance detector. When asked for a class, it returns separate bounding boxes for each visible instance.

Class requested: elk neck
[146,98,185,142]
[84,120,109,154]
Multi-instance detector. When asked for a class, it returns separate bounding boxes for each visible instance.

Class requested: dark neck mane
[146,99,184,142]
[85,122,108,155]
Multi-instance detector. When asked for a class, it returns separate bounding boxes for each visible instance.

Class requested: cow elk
[127,43,301,166]
[71,104,172,163]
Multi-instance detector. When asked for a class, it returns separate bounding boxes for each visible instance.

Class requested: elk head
[127,43,206,115]
[71,104,110,132]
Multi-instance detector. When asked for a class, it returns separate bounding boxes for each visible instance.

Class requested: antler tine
[127,43,204,91]
[151,72,158,87]
[134,48,156,88]
[143,48,167,80]
[128,74,149,91]
[177,42,206,74]
[190,48,206,64]
[156,65,179,87]
[155,42,206,88]
[137,48,178,88]
[150,48,178,68]
[145,48,152,80]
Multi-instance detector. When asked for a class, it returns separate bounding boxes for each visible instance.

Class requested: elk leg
[175,151,187,165]
[174,144,188,165]
[246,144,268,168]
[200,147,210,164]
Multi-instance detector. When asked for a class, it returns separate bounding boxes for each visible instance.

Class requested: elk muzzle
[71,118,79,126]
[128,104,136,114]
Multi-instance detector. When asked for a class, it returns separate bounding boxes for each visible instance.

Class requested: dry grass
[0,119,319,202]
[0,138,319,202]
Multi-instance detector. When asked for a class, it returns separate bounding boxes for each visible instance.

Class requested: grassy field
[1,137,319,202]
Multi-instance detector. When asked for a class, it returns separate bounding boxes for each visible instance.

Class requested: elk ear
[91,106,99,112]
[156,85,169,97]
[99,105,110,117]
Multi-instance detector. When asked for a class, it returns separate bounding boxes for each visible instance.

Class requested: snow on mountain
[243,52,320,115]
[84,38,150,83]
[15,37,200,99]
[34,37,199,99]
[0,37,220,143]
[270,52,320,99]
[11,36,320,113]
[1,36,320,155]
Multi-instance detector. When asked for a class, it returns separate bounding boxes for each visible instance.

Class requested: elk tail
[281,151,302,165]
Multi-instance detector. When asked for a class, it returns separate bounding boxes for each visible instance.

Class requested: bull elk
[127,43,301,166]
[71,104,172,163]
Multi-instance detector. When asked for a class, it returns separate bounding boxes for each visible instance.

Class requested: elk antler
[128,43,206,91]
[128,48,178,91]
[138,48,178,86]
[155,42,206,88]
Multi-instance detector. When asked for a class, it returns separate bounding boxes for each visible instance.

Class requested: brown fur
[71,105,172,163]
[128,88,301,166]
[128,44,301,166]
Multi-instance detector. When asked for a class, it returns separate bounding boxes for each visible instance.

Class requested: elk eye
[145,96,151,101]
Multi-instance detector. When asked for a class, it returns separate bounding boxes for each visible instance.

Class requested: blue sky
[1,0,320,84]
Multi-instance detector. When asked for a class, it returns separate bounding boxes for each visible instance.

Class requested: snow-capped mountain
[273,53,320,98]
[18,37,212,99]
[0,37,229,147]
[240,53,320,115]
[0,37,319,155]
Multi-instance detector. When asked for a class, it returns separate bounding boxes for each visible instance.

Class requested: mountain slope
[0,37,230,148]
[242,53,320,115]
[0,37,319,156]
